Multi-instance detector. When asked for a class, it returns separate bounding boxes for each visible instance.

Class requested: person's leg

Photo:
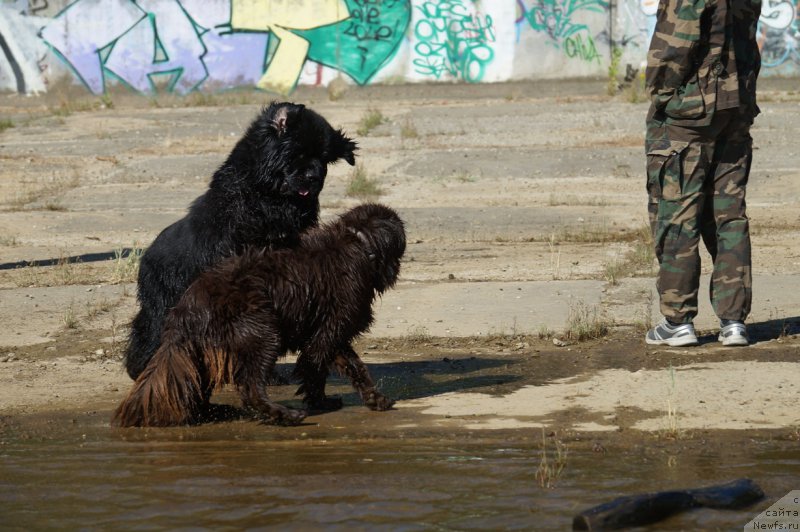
[646,118,713,326]
[708,113,753,344]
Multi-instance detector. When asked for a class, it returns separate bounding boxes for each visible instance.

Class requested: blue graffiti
[39,0,271,95]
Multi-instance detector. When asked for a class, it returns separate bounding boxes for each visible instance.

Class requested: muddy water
[1,407,797,531]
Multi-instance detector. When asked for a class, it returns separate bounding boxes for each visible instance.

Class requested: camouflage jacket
[646,0,762,126]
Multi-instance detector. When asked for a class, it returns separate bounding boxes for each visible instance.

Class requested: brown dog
[113,203,405,427]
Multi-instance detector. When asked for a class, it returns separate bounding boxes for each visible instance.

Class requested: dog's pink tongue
[298,189,309,197]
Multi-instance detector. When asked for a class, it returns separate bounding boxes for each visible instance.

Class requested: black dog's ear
[334,130,358,166]
[271,103,305,136]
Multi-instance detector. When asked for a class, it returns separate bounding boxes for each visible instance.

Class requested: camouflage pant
[645,108,753,324]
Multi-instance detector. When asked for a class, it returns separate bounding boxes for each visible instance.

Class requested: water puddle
[1,408,798,530]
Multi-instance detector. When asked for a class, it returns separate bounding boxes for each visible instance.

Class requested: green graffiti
[564,33,600,63]
[412,0,496,82]
[523,0,605,59]
[295,0,411,85]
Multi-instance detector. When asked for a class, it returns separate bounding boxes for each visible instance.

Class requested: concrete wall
[0,0,797,95]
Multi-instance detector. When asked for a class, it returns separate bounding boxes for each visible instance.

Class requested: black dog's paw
[263,407,307,426]
[304,395,344,413]
[272,408,308,425]
[364,392,395,411]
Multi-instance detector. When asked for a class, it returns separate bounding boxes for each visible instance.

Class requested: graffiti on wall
[759,0,799,68]
[518,0,605,63]
[35,0,411,96]
[1,0,799,95]
[0,6,47,94]
[296,0,410,87]
[412,0,496,82]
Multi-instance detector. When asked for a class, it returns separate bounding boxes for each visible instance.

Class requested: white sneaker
[719,320,749,346]
[646,319,699,347]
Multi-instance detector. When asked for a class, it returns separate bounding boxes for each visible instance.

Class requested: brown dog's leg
[237,345,307,425]
[332,345,394,411]
[294,354,343,412]
[239,383,307,425]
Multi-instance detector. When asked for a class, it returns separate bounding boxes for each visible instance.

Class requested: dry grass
[110,244,143,284]
[660,365,686,440]
[535,429,568,488]
[85,297,114,321]
[531,222,644,245]
[563,300,611,342]
[633,289,656,334]
[624,69,647,104]
[48,97,101,117]
[146,90,269,110]
[602,224,655,285]
[357,108,387,136]
[405,325,432,342]
[44,200,67,211]
[4,175,80,212]
[184,92,220,107]
[63,304,79,329]
[537,324,555,339]
[7,245,143,288]
[548,194,610,207]
[400,117,419,139]
[346,163,383,199]
[750,219,799,236]
[548,234,561,280]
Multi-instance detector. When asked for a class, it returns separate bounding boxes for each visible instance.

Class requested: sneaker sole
[646,336,699,347]
[719,336,749,346]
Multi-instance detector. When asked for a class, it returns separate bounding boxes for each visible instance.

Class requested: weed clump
[564,300,611,342]
[357,108,387,136]
[346,164,383,199]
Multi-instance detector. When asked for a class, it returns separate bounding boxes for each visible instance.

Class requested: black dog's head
[339,203,406,294]
[232,102,357,201]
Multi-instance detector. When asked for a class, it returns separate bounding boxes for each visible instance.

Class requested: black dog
[113,203,405,427]
[124,102,357,380]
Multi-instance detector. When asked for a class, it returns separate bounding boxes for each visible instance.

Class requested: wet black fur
[113,203,405,427]
[124,102,357,380]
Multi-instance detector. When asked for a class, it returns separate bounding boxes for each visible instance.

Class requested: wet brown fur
[112,203,405,427]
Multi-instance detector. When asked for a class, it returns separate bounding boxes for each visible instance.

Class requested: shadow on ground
[197,356,523,425]
[0,248,138,270]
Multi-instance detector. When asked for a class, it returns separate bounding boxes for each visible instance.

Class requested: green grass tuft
[346,163,383,199]
[357,108,387,136]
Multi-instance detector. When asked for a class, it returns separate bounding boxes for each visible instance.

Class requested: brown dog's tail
[112,332,205,427]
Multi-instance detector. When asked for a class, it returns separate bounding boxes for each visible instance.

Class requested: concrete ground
[0,78,799,435]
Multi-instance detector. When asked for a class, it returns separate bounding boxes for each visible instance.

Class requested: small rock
[95,349,105,356]
[553,338,568,347]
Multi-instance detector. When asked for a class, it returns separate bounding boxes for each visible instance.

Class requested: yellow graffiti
[231,0,349,94]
